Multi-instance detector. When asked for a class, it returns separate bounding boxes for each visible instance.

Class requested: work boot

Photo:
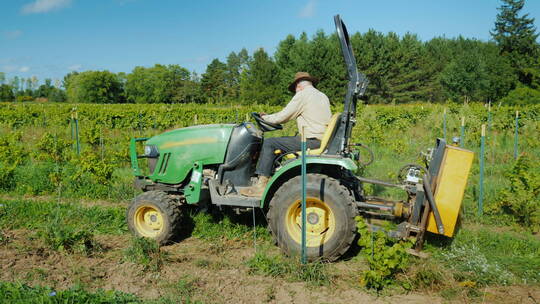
[239,176,269,197]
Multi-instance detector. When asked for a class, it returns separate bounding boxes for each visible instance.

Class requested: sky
[2,0,540,83]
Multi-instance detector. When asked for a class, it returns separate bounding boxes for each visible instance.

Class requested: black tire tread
[127,190,182,245]
[267,173,358,261]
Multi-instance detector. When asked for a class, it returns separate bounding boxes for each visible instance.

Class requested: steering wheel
[251,112,283,132]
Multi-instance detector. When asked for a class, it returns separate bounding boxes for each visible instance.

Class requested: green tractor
[127,15,474,261]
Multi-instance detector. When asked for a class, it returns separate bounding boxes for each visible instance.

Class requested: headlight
[144,145,159,158]
[144,145,152,156]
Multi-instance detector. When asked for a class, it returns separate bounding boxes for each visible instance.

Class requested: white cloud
[3,30,23,39]
[21,0,72,14]
[19,66,30,72]
[1,65,18,73]
[299,0,316,18]
[68,64,82,71]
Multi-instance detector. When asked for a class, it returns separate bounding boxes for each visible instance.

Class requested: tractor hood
[147,124,235,150]
[145,124,235,184]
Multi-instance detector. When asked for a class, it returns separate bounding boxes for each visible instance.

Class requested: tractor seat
[275,113,341,160]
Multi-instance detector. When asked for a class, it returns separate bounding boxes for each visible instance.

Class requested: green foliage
[440,242,514,286]
[201,59,228,104]
[70,151,115,185]
[240,48,281,105]
[429,226,540,285]
[123,237,168,272]
[0,199,127,235]
[0,281,139,303]
[0,84,14,102]
[125,64,198,104]
[246,250,330,286]
[355,217,415,290]
[440,44,489,102]
[500,86,540,105]
[491,0,540,86]
[0,132,27,164]
[16,95,34,102]
[34,132,71,162]
[37,218,100,255]
[191,211,270,242]
[0,132,28,191]
[66,70,125,103]
[13,162,57,195]
[488,155,540,232]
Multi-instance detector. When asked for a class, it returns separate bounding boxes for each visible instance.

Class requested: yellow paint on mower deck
[427,145,474,237]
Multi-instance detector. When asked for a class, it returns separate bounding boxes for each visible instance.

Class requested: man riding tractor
[240,72,332,197]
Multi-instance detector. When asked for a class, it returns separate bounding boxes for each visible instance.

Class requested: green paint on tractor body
[131,124,234,185]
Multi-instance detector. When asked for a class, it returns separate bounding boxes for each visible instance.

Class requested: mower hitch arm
[423,175,444,234]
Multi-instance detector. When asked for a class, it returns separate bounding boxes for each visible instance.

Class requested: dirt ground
[1,229,539,304]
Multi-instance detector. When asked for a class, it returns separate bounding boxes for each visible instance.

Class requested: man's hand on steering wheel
[251,112,283,132]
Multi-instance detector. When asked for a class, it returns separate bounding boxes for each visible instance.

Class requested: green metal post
[479,125,485,216]
[70,115,75,141]
[75,117,80,155]
[460,116,465,148]
[514,111,519,160]
[487,102,492,131]
[301,128,307,264]
[443,109,447,141]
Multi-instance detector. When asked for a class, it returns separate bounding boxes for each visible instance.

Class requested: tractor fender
[260,157,357,208]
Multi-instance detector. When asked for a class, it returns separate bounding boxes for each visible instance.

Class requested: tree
[305,31,346,104]
[201,59,228,103]
[126,64,192,104]
[501,87,540,105]
[9,76,20,95]
[240,48,281,105]
[439,48,488,103]
[0,72,5,84]
[66,70,124,103]
[491,0,539,86]
[225,51,241,100]
[36,79,54,98]
[0,84,14,102]
[48,88,67,102]
[63,71,79,90]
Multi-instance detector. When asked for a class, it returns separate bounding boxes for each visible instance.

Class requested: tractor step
[208,179,260,208]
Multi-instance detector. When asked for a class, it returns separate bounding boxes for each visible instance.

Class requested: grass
[191,209,271,243]
[153,276,204,304]
[0,281,139,304]
[0,199,127,235]
[37,219,101,255]
[123,237,169,272]
[429,225,540,285]
[246,248,332,286]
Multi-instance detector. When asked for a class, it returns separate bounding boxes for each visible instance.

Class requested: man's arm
[262,92,304,124]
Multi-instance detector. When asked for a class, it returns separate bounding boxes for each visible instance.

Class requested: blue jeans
[255,136,321,177]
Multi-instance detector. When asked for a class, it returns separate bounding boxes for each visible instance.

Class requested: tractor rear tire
[127,191,181,245]
[267,174,358,261]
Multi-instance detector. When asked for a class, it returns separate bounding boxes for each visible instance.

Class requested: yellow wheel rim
[134,205,164,238]
[285,197,335,247]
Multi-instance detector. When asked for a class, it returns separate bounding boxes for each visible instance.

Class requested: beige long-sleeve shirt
[262,86,332,140]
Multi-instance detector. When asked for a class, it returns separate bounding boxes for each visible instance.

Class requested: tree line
[0,0,538,106]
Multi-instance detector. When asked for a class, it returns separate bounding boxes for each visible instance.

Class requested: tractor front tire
[267,174,358,261]
[127,191,181,245]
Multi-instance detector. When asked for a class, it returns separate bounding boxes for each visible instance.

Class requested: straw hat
[288,72,319,92]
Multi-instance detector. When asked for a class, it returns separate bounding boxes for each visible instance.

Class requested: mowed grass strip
[427,226,540,285]
[0,199,127,235]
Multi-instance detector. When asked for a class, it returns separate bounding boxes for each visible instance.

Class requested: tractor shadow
[174,201,270,244]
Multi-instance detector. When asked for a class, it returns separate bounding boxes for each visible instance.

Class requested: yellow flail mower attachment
[354,138,474,253]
